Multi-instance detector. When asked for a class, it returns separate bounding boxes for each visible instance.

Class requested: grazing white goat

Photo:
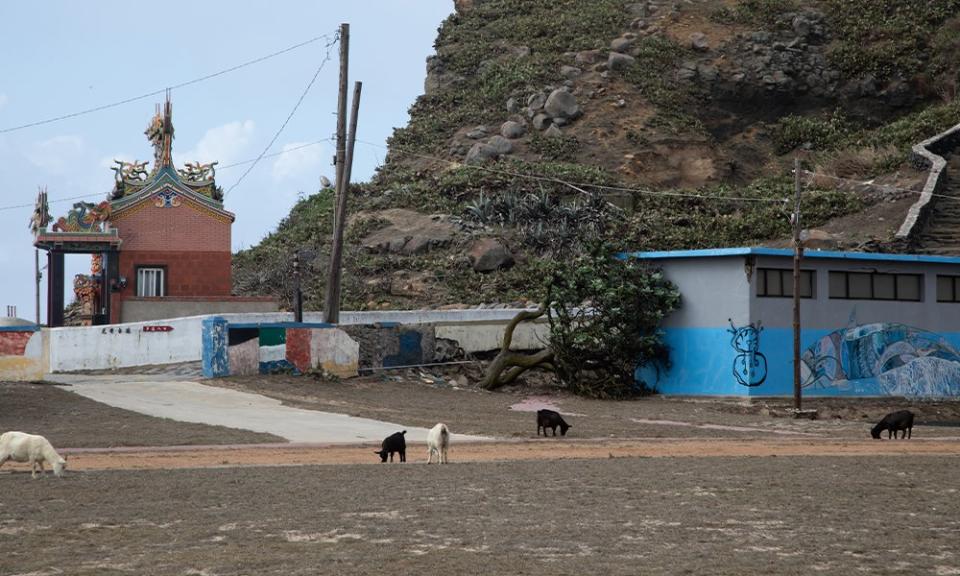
[426,423,450,464]
[0,431,67,478]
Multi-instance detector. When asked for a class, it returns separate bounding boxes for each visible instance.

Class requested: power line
[0,138,335,213]
[224,35,340,198]
[0,33,336,135]
[217,138,334,171]
[356,139,790,204]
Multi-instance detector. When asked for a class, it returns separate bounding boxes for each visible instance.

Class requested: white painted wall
[436,321,549,353]
[46,309,547,373]
[48,316,204,372]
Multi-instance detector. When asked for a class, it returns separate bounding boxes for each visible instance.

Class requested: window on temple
[136,267,165,298]
[829,271,922,301]
[756,268,814,298]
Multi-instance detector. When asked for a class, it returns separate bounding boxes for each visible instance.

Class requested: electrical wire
[356,139,791,204]
[0,33,336,135]
[224,35,339,198]
[0,138,336,213]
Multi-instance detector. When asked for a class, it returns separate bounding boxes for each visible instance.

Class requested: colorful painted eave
[110,166,235,222]
[622,247,960,266]
[34,230,121,251]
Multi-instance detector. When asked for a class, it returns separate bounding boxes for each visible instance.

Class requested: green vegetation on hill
[235,0,960,310]
[387,0,628,159]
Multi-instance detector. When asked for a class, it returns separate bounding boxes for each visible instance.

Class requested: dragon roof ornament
[109,94,224,204]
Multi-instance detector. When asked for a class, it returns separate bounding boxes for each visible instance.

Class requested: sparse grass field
[3,377,960,574]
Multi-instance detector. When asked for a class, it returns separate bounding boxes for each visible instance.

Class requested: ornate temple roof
[33,96,234,250]
[108,95,234,223]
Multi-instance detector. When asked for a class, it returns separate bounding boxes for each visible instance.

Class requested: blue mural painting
[800,322,960,397]
[728,319,767,387]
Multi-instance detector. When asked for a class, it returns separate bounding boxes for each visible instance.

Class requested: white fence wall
[46,309,545,373]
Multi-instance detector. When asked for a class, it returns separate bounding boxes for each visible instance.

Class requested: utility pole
[324,22,350,323]
[293,250,303,323]
[35,249,41,325]
[325,81,362,324]
[792,157,803,412]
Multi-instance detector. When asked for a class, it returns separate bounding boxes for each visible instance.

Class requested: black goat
[537,409,571,437]
[375,430,407,462]
[871,410,915,440]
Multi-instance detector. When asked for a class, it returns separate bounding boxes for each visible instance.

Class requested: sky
[0,0,452,322]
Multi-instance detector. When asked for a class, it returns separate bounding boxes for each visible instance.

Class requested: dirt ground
[3,456,959,576]
[3,375,960,575]
[208,372,960,440]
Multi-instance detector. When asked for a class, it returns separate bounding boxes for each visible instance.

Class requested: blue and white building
[628,248,960,397]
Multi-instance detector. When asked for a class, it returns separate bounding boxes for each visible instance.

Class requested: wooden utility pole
[324,23,350,323]
[325,81,362,323]
[792,157,803,411]
[293,250,303,323]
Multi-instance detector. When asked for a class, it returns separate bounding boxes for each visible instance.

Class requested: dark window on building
[757,268,814,298]
[936,275,960,302]
[136,267,166,298]
[829,271,922,301]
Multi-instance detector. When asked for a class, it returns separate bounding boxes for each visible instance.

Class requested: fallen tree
[480,244,680,397]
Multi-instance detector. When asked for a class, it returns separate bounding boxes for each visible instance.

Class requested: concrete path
[45,374,487,444]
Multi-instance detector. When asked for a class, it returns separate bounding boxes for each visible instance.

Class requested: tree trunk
[480,305,554,390]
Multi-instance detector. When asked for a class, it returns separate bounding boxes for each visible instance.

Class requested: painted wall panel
[309,328,360,378]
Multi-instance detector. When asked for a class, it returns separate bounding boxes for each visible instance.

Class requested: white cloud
[174,120,255,167]
[25,135,85,173]
[271,141,327,181]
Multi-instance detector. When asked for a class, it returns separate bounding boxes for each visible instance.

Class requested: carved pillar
[106,250,120,325]
[47,250,64,327]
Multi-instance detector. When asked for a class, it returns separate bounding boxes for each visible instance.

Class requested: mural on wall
[728,319,767,387]
[800,322,960,397]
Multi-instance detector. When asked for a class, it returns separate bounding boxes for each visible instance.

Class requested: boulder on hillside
[488,135,514,155]
[468,238,515,273]
[544,88,581,120]
[560,65,582,79]
[608,52,635,71]
[501,120,527,139]
[359,209,455,255]
[690,32,710,52]
[465,142,500,164]
[611,37,634,53]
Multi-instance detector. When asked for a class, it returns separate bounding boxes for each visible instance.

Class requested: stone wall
[895,122,960,244]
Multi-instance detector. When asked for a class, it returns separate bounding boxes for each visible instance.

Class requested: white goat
[426,423,450,464]
[0,431,67,478]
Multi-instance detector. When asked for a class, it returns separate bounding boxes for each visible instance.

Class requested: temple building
[32,96,276,326]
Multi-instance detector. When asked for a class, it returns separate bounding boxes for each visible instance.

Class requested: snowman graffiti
[728,319,767,387]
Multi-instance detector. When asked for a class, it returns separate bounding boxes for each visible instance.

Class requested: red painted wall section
[112,202,231,252]
[285,329,312,373]
[0,332,33,356]
[108,195,235,323]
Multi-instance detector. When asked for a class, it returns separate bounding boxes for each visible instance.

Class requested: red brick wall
[117,251,232,296]
[109,196,235,323]
[0,331,33,356]
[112,202,231,252]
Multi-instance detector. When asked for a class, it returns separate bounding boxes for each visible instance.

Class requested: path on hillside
[916,153,960,253]
[44,374,487,444]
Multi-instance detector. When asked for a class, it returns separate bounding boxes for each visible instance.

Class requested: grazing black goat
[871,410,914,440]
[537,409,571,437]
[375,430,407,462]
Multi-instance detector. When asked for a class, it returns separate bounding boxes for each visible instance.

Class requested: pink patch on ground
[509,397,563,413]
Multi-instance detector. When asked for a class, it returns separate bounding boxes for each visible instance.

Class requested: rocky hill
[234,0,960,311]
